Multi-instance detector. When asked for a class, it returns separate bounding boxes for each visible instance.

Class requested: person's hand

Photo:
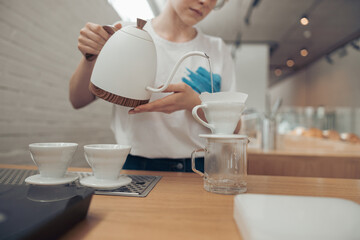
[128,83,201,114]
[77,22,122,58]
[182,66,221,93]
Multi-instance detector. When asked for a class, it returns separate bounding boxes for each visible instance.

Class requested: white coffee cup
[29,143,78,178]
[84,144,131,180]
[192,101,246,134]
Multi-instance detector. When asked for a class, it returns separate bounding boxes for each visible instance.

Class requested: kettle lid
[120,18,153,42]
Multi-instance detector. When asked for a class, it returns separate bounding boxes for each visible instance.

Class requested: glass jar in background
[238,108,261,149]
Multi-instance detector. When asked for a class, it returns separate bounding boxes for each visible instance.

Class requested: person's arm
[69,22,122,109]
[128,82,200,113]
[128,82,207,121]
[69,57,97,109]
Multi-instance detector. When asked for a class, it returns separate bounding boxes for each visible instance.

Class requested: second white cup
[84,144,131,180]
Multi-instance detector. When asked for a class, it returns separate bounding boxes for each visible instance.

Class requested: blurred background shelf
[248,134,360,179]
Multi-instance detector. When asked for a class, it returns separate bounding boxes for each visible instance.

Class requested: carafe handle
[191,149,205,177]
[146,51,209,92]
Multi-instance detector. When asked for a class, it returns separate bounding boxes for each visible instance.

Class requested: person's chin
[183,16,204,26]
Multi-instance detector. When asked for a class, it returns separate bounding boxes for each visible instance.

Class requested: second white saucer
[25,173,79,186]
[79,175,132,190]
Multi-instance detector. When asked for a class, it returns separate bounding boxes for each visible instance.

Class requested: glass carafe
[192,134,248,194]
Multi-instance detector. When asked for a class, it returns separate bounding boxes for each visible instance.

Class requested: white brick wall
[0,0,121,166]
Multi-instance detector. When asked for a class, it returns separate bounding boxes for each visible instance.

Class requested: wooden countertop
[3,164,360,240]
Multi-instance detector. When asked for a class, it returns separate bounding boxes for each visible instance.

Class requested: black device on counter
[0,183,94,240]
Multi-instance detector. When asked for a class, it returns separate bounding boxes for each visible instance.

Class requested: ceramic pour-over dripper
[89,18,211,108]
[192,92,248,134]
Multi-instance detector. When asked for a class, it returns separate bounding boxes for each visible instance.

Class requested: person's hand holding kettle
[77,22,122,61]
[69,22,122,109]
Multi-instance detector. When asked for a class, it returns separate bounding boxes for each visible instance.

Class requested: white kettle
[89,19,210,108]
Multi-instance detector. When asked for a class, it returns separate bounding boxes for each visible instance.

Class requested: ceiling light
[108,0,154,22]
[286,59,295,67]
[300,15,309,26]
[300,48,309,57]
[274,68,282,77]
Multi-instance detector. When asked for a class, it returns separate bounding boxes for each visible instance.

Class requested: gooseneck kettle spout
[146,51,210,92]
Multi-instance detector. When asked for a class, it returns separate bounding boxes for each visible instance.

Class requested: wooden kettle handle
[85,25,116,61]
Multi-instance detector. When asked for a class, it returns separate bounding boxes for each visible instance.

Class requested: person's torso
[111,20,236,158]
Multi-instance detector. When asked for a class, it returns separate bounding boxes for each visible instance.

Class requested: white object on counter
[233,193,360,240]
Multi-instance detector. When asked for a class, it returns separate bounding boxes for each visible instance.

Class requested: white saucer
[79,175,132,190]
[25,173,79,186]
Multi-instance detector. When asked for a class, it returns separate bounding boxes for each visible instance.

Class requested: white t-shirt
[111,21,236,158]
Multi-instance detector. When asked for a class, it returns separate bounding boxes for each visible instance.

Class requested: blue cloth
[182,67,221,93]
